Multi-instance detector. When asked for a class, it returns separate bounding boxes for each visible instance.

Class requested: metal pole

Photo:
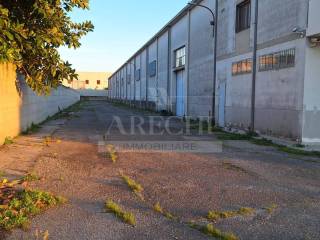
[251,0,259,132]
[212,0,218,125]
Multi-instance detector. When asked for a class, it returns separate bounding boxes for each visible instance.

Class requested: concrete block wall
[0,63,80,144]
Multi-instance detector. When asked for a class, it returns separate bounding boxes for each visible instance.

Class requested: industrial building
[108,0,320,144]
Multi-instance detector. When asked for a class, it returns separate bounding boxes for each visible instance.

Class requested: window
[175,46,186,68]
[232,58,252,75]
[236,0,251,33]
[259,48,295,71]
[97,80,100,85]
[85,80,89,84]
[149,60,157,77]
[135,69,141,81]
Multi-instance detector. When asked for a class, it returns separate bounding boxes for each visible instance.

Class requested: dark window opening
[97,80,101,85]
[149,60,157,77]
[236,0,251,33]
[85,80,89,84]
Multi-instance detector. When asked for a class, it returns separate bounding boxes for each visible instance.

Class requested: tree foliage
[0,0,94,94]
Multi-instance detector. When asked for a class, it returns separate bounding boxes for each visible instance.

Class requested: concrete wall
[215,0,309,140]
[189,0,215,117]
[0,63,80,144]
[170,14,188,114]
[135,54,142,101]
[147,40,158,103]
[302,45,320,143]
[307,0,320,37]
[77,89,108,97]
[157,31,169,110]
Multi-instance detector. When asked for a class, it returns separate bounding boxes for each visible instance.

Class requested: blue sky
[59,0,188,73]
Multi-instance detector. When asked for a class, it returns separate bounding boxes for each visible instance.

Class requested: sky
[59,0,188,73]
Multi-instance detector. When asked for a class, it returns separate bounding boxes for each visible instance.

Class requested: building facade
[108,0,320,144]
[63,72,111,90]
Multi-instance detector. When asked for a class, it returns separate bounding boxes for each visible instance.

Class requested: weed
[0,190,66,230]
[264,204,277,214]
[153,202,176,220]
[216,132,251,141]
[153,202,163,214]
[21,173,40,182]
[22,123,41,135]
[121,174,143,193]
[188,222,238,240]
[0,171,6,179]
[207,207,255,221]
[201,224,239,240]
[105,200,136,226]
[222,162,249,174]
[3,137,14,145]
[106,145,117,163]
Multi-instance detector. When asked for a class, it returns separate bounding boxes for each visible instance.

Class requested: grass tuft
[0,190,66,230]
[188,222,239,240]
[153,202,176,220]
[264,204,278,214]
[21,173,40,182]
[106,145,117,163]
[105,200,136,226]
[121,174,143,193]
[207,207,255,221]
[201,224,239,240]
[3,137,14,145]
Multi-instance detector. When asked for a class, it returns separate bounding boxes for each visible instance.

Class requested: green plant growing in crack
[21,173,40,183]
[207,207,255,221]
[106,145,117,163]
[201,224,239,240]
[105,200,136,226]
[3,137,14,145]
[153,202,176,220]
[0,190,66,230]
[120,174,144,200]
[121,174,143,193]
[264,204,278,214]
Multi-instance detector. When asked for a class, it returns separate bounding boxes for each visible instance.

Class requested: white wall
[302,45,320,143]
[0,63,80,143]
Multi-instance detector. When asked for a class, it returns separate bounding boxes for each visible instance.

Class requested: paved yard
[0,101,319,240]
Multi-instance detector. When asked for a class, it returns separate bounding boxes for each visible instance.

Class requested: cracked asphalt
[0,100,319,240]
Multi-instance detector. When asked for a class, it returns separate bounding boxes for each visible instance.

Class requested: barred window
[149,60,157,77]
[175,46,186,68]
[232,58,252,75]
[259,48,295,71]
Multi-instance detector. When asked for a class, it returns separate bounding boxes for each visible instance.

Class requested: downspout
[251,0,259,132]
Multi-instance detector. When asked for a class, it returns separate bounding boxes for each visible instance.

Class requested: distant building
[63,72,111,90]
